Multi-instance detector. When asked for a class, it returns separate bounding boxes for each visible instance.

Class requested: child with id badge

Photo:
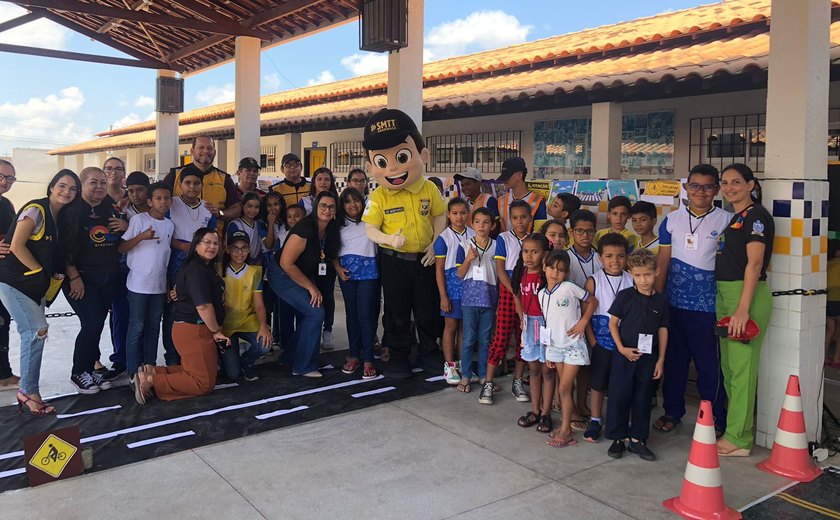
[512,234,554,433]
[606,249,669,461]
[539,249,598,448]
[455,208,498,392]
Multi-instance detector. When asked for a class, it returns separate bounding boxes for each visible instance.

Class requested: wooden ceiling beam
[0,42,165,69]
[0,12,42,32]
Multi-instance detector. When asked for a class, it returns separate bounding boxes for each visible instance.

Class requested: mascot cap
[363,109,418,150]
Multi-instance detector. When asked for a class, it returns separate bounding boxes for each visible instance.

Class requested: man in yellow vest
[362,109,447,379]
[270,153,310,208]
[163,135,241,224]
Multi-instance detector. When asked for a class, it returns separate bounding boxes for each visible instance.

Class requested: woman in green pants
[715,163,774,456]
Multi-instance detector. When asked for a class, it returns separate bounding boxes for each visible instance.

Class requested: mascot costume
[361,109,446,379]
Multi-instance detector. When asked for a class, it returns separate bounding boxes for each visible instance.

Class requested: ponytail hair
[511,233,552,295]
[722,163,761,204]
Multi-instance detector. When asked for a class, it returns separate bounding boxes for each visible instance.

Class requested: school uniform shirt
[362,178,446,254]
[498,191,546,232]
[168,196,217,277]
[339,217,379,281]
[227,218,263,264]
[258,221,288,267]
[222,263,263,335]
[434,226,475,301]
[538,281,590,348]
[590,269,634,350]
[520,271,543,317]
[608,287,669,350]
[125,203,145,221]
[172,258,225,325]
[456,237,498,308]
[494,230,527,276]
[467,193,500,229]
[593,227,639,251]
[715,204,774,282]
[637,236,660,255]
[659,206,732,312]
[568,247,602,289]
[123,212,174,294]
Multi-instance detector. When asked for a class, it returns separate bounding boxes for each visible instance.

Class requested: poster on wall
[533,118,592,177]
[550,180,576,200]
[621,110,675,177]
[525,180,552,200]
[574,180,608,206]
[606,180,639,203]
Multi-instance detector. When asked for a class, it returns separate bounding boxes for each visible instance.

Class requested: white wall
[7,148,59,209]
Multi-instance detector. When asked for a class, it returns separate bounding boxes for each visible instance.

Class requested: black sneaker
[511,378,530,402]
[101,365,126,382]
[242,366,259,382]
[628,440,656,461]
[478,382,494,405]
[607,439,626,458]
[93,366,108,377]
[90,371,112,390]
[71,372,100,394]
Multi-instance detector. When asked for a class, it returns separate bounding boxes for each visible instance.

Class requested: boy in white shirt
[119,182,175,379]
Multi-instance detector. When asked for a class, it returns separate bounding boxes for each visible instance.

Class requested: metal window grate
[330,141,367,173]
[688,114,766,173]
[426,131,521,174]
[260,145,276,173]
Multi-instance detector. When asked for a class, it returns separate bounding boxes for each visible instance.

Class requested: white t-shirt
[18,206,45,236]
[538,281,589,348]
[169,196,214,243]
[124,212,174,294]
[568,247,602,288]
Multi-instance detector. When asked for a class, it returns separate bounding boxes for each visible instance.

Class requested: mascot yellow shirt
[363,178,445,253]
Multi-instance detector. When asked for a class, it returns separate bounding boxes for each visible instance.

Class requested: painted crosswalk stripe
[213,383,239,390]
[352,387,396,398]
[127,431,196,449]
[0,467,25,479]
[57,405,122,419]
[425,375,445,382]
[255,405,309,420]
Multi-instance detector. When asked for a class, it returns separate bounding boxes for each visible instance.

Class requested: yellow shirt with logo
[593,227,639,251]
[362,178,446,253]
[222,264,263,335]
[172,166,229,209]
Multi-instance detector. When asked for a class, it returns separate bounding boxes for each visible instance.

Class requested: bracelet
[69,275,80,282]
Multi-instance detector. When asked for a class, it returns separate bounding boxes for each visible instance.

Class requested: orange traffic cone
[663,400,741,520]
[756,375,823,482]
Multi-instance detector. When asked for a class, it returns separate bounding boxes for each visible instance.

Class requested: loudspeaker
[156,76,184,114]
[359,0,407,53]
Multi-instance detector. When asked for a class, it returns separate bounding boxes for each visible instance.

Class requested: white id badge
[637,333,653,354]
[684,233,698,251]
[318,262,327,276]
[539,326,552,346]
[472,265,486,282]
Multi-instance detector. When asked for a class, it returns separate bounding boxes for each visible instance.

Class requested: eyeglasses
[229,246,249,253]
[686,183,717,193]
[573,228,596,236]
[284,162,302,168]
[199,240,220,247]
[317,203,337,211]
[104,167,125,174]
[0,174,16,183]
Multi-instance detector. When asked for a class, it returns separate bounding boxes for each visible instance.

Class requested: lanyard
[472,237,490,267]
[451,226,470,252]
[687,207,712,235]
[319,237,325,261]
[572,248,595,277]
[539,282,562,322]
[603,270,624,298]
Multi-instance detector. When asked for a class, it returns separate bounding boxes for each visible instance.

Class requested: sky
[0,0,710,154]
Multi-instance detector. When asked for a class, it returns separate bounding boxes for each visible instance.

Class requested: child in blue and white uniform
[226,191,263,265]
[434,197,475,384]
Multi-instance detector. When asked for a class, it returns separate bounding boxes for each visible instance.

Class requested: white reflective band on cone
[683,462,722,487]
[782,393,803,412]
[774,428,809,449]
[692,422,717,445]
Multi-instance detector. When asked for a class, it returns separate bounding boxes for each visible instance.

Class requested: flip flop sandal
[570,419,588,432]
[342,359,360,374]
[517,411,539,428]
[653,415,680,433]
[547,436,577,448]
[362,364,378,380]
[457,381,471,393]
[536,414,553,433]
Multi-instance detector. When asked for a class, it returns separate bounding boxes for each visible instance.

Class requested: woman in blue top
[334,188,379,379]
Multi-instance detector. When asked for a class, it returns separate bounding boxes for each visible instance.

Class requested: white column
[75,155,85,173]
[590,102,622,179]
[757,0,831,448]
[234,36,261,164]
[216,139,229,172]
[56,155,65,171]
[386,0,424,131]
[156,70,180,175]
[125,148,144,173]
[284,132,302,159]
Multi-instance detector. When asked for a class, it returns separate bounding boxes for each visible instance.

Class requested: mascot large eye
[373,154,388,169]
[395,149,412,164]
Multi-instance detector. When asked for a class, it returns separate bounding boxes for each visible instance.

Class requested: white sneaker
[322,330,335,350]
[444,362,461,385]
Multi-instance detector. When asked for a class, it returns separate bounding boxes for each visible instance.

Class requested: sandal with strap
[653,415,681,433]
[457,380,471,393]
[362,363,378,380]
[536,414,553,433]
[16,391,55,415]
[517,411,539,428]
[342,359,361,375]
[547,435,577,448]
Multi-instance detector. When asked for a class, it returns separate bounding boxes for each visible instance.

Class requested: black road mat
[0,351,448,493]
[742,466,840,519]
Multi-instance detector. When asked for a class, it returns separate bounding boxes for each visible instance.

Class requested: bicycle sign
[29,434,77,478]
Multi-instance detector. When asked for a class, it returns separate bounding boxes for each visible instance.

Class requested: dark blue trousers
[605,349,657,442]
[662,307,727,430]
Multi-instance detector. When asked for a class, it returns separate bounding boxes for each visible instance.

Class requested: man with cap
[361,108,447,379]
[455,167,499,236]
[163,135,241,225]
[271,153,310,207]
[496,157,546,233]
[235,157,266,198]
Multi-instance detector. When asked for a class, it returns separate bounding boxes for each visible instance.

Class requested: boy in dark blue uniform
[606,248,669,461]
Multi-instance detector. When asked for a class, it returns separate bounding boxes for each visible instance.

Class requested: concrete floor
[0,293,837,519]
